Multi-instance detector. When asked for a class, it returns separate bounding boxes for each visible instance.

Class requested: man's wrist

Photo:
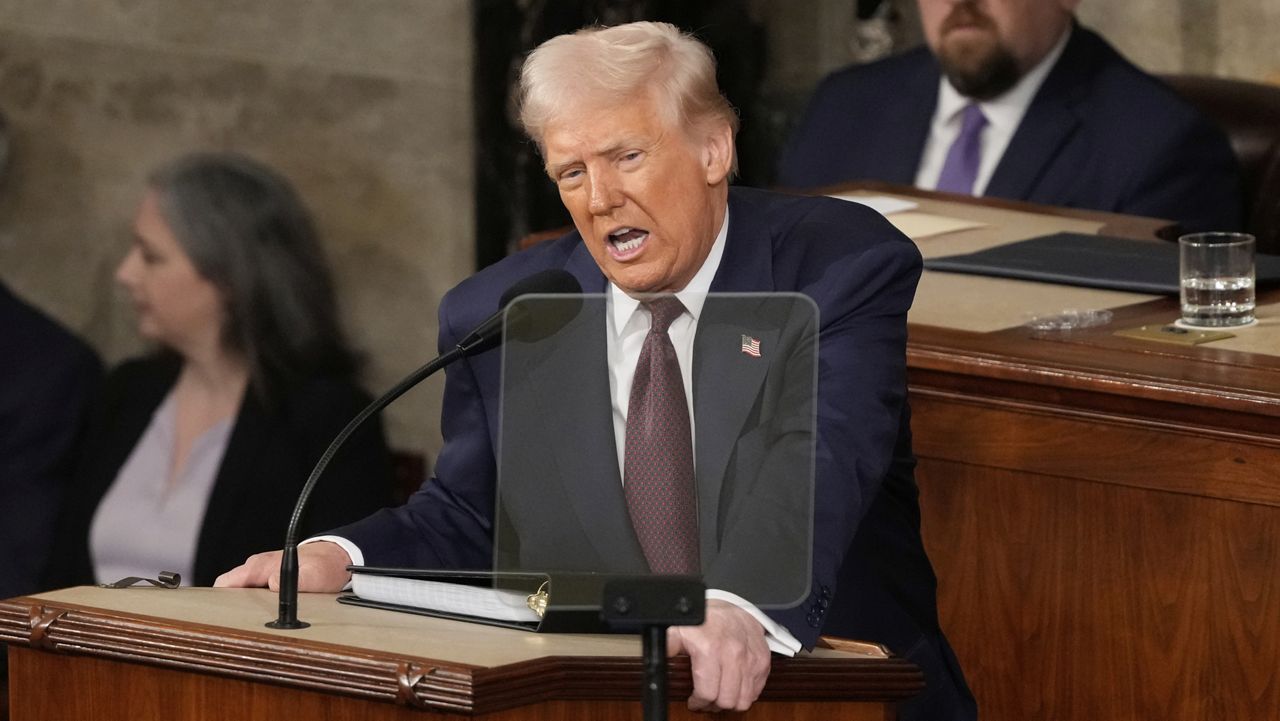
[301,535,362,590]
[706,588,802,656]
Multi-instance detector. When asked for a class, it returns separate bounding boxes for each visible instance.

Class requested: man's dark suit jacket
[0,282,101,602]
[778,24,1242,232]
[334,186,976,720]
[44,355,395,588]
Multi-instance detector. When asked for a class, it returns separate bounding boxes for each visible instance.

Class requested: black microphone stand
[266,346,463,629]
[263,268,581,629]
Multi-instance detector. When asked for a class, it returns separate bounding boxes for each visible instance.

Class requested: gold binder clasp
[526,581,549,618]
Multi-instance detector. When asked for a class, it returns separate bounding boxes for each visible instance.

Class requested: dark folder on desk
[924,232,1280,294]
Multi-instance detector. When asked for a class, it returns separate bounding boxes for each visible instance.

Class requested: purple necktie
[935,104,988,195]
[624,296,699,575]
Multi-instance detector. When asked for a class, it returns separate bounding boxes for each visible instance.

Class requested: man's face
[917,0,1079,99]
[541,91,733,296]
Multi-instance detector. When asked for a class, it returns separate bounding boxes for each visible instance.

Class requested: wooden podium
[1,587,922,720]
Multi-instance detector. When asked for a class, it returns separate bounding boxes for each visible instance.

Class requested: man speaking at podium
[218,21,974,720]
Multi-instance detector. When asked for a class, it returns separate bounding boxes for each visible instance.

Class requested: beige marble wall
[1067,0,1278,84]
[0,1,473,456]
[763,0,1280,94]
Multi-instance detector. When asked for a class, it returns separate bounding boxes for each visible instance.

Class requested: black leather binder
[924,232,1280,294]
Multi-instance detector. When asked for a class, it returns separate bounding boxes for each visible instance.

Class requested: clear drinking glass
[1178,232,1256,327]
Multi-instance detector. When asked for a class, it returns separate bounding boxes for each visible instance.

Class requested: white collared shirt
[915,25,1072,195]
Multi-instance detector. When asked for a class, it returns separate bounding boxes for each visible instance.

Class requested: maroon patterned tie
[624,296,699,575]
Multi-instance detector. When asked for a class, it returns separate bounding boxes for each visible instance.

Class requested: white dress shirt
[914,26,1072,196]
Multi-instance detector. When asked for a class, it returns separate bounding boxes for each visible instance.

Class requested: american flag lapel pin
[740,334,762,358]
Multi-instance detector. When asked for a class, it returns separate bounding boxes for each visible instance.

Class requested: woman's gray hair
[148,152,358,400]
[518,21,739,173]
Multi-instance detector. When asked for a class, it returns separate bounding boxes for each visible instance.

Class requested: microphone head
[459,269,583,356]
[499,268,582,307]
[502,269,583,345]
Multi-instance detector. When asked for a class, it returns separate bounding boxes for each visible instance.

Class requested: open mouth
[607,227,649,258]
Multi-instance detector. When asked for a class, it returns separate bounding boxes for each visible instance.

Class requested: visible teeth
[615,234,645,253]
[610,227,633,238]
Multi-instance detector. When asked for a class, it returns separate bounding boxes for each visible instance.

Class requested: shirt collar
[936,23,1072,134]
[609,206,729,335]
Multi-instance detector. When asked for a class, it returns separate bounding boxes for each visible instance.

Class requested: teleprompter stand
[601,577,706,721]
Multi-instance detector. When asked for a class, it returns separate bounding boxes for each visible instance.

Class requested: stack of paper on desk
[827,193,987,239]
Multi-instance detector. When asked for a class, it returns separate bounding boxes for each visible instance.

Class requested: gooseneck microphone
[267,269,582,629]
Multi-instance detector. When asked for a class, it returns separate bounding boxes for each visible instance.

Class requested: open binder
[338,567,616,633]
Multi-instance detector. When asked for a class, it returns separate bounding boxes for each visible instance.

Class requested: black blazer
[778,24,1242,233]
[0,282,101,601]
[44,355,395,588]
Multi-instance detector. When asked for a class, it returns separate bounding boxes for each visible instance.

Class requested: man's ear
[702,121,735,186]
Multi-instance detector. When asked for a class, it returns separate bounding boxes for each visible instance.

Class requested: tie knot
[959,103,987,136]
[644,296,685,334]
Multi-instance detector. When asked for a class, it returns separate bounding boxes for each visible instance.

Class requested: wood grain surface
[910,293,1280,720]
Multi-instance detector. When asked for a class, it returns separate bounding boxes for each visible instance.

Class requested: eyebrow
[545,158,581,178]
[545,141,637,178]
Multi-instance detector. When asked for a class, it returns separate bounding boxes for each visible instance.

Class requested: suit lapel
[691,192,779,555]
[194,385,272,580]
[985,26,1089,201]
[692,299,778,557]
[515,240,648,570]
[865,50,940,184]
[709,190,775,295]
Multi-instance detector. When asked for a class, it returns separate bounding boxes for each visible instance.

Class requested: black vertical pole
[643,624,668,721]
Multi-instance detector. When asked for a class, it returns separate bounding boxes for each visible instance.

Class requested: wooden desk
[870,188,1280,720]
[0,587,922,720]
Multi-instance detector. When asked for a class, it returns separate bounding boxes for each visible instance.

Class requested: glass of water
[1179,232,1255,327]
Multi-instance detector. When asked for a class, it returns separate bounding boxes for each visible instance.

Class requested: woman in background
[45,152,394,588]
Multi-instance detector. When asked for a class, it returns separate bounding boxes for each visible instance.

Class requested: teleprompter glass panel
[495,293,817,611]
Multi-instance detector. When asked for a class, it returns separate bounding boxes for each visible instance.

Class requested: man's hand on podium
[668,600,772,712]
[213,541,353,592]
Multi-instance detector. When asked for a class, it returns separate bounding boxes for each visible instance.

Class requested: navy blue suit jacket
[335,187,975,719]
[778,25,1241,232]
[0,282,101,602]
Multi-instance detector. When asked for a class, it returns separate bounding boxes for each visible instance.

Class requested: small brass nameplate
[1114,324,1235,345]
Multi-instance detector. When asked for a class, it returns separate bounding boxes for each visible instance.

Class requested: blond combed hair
[518,21,739,174]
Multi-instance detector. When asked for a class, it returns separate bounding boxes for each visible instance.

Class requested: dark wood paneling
[0,595,920,719]
[911,393,1280,507]
[8,648,895,721]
